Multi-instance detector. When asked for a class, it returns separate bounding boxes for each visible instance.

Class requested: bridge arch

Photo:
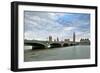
[50,43,62,48]
[69,43,74,46]
[25,43,46,50]
[63,43,69,47]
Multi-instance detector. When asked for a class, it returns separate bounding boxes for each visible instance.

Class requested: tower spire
[73,32,75,44]
[57,37,59,42]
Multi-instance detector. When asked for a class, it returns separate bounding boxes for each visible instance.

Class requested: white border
[18,5,95,68]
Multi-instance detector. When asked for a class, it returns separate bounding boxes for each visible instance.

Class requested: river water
[24,45,90,62]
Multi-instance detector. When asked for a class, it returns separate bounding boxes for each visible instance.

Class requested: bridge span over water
[24,40,77,50]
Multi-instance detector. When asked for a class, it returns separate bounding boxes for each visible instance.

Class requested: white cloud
[63,27,75,31]
[24,11,90,41]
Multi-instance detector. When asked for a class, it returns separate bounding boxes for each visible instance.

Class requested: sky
[24,11,90,41]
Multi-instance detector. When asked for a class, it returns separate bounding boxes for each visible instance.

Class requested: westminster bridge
[24,40,78,50]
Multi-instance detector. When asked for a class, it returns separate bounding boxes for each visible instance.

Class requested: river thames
[24,45,90,62]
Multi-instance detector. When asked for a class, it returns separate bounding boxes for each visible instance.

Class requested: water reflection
[24,45,90,62]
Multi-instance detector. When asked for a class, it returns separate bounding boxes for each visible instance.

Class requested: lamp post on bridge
[73,32,76,45]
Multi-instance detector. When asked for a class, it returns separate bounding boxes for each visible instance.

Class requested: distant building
[49,36,52,42]
[64,39,70,42]
[80,38,90,45]
[61,40,64,43]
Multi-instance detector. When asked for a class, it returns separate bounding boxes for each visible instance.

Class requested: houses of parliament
[48,32,90,45]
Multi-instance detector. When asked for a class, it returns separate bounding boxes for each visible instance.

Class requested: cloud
[24,11,90,41]
[63,27,76,31]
